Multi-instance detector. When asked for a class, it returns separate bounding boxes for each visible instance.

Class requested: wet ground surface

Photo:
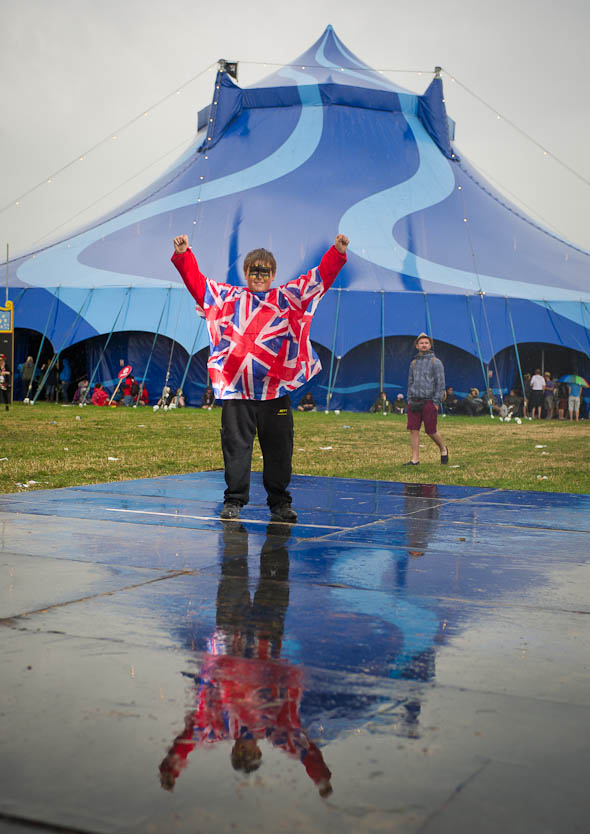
[1,471,589,834]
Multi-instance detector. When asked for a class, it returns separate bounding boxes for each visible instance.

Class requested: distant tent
[5,26,590,408]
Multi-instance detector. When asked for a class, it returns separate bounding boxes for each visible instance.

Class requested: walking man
[403,333,448,466]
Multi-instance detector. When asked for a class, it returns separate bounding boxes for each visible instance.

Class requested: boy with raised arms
[171,233,349,522]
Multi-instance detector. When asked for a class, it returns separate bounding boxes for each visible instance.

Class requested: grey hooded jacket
[407,350,445,406]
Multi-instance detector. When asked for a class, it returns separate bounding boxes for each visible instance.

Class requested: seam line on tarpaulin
[0,570,195,624]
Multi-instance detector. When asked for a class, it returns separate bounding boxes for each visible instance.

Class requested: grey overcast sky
[1,0,589,259]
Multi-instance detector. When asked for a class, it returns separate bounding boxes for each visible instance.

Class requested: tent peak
[249,26,413,95]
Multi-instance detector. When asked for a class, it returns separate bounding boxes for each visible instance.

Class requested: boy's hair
[243,248,276,275]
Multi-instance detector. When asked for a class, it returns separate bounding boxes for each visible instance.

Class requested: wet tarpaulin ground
[1,471,589,834]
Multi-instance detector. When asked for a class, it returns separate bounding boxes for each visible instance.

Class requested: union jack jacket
[172,246,346,400]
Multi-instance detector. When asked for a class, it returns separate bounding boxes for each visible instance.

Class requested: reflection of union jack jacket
[171,246,346,400]
[159,631,332,788]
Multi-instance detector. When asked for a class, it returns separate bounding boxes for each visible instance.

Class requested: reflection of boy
[159,523,332,797]
[172,233,348,522]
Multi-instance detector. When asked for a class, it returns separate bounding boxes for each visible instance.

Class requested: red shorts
[407,400,438,434]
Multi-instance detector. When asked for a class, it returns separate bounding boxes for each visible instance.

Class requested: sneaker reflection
[159,522,332,798]
[403,483,441,560]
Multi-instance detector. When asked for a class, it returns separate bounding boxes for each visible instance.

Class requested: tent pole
[25,288,59,401]
[424,291,443,412]
[581,301,590,356]
[467,295,491,415]
[380,291,385,393]
[478,291,503,402]
[33,289,94,404]
[325,289,341,410]
[135,287,171,407]
[424,292,433,340]
[505,297,526,402]
[161,287,184,399]
[178,317,205,401]
[12,287,28,309]
[581,301,590,357]
[83,287,132,404]
[545,299,589,358]
[331,355,342,404]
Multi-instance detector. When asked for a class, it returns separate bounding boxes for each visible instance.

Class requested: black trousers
[221,395,293,508]
[217,522,290,656]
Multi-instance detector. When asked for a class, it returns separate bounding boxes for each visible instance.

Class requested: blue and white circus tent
[6,26,590,408]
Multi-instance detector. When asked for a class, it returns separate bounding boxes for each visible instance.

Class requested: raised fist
[335,234,349,254]
[173,235,189,254]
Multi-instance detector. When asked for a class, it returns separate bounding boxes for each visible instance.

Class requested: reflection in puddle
[160,523,333,797]
[404,483,441,560]
[159,500,452,797]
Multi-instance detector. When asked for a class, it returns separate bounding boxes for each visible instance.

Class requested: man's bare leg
[410,429,420,463]
[428,430,445,453]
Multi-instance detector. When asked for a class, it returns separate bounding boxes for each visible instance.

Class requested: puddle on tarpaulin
[2,477,589,833]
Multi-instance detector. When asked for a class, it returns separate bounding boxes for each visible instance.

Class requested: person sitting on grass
[136,382,149,406]
[170,388,185,408]
[370,391,393,414]
[482,388,502,416]
[91,382,110,406]
[458,388,485,416]
[201,386,216,409]
[443,386,458,414]
[72,378,90,404]
[156,385,172,409]
[171,232,349,523]
[297,392,316,412]
[501,389,522,418]
[393,393,406,414]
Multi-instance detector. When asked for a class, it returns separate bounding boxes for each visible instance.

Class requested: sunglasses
[248,266,272,278]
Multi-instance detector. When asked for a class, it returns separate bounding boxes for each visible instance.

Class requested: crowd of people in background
[359,369,587,420]
[5,351,589,419]
[6,353,193,410]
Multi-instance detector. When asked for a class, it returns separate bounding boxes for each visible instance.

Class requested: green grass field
[1,402,589,495]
